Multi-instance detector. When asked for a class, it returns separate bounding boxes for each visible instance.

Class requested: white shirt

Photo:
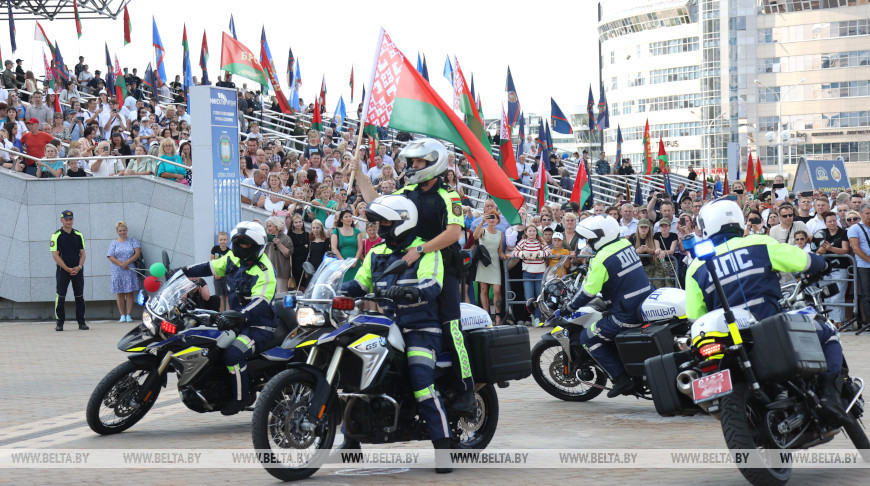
[368,165,383,181]
[98,110,127,138]
[89,157,122,177]
[123,95,138,112]
[381,154,394,166]
[516,161,533,185]
[805,216,827,237]
[178,113,191,124]
[619,218,638,236]
[0,87,8,104]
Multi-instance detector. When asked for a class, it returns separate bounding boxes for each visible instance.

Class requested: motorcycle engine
[344,396,402,443]
[540,279,569,320]
[180,382,227,413]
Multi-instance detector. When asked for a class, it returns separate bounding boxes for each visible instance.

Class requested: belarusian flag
[113,55,127,100]
[73,0,82,38]
[570,155,591,210]
[658,137,672,194]
[702,170,708,199]
[311,99,323,131]
[318,75,326,107]
[453,58,490,154]
[535,160,548,213]
[369,134,377,169]
[643,119,652,175]
[363,29,523,223]
[219,32,268,86]
[34,21,52,48]
[498,104,518,180]
[43,50,54,90]
[349,66,354,103]
[755,155,765,189]
[723,170,729,195]
[123,5,132,45]
[745,150,756,193]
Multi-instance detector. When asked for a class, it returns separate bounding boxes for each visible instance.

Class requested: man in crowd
[618,202,638,237]
[795,194,814,224]
[51,210,88,331]
[806,197,832,236]
[595,151,611,175]
[21,117,54,176]
[74,56,86,77]
[87,71,104,94]
[768,203,808,244]
[25,91,53,126]
[2,60,20,89]
[687,164,697,181]
[99,98,127,138]
[241,170,267,205]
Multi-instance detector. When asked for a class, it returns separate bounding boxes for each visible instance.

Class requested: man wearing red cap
[20,118,54,177]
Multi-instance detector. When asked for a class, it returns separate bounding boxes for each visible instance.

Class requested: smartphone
[801,191,814,198]
[773,183,784,189]
[724,195,738,201]
[734,189,745,195]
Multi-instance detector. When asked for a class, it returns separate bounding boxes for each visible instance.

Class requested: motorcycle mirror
[136,290,147,306]
[162,250,172,272]
[821,282,839,299]
[302,262,316,275]
[382,259,409,277]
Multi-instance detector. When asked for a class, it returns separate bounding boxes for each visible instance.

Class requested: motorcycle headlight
[141,312,156,334]
[296,307,326,327]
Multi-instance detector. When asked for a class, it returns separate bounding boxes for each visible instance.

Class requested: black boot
[220,400,244,416]
[449,390,476,414]
[78,322,89,330]
[819,374,852,426]
[607,373,635,398]
[55,322,63,331]
[434,437,452,474]
[336,436,361,450]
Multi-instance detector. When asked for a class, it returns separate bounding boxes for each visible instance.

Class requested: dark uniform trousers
[56,268,86,326]
[224,327,273,402]
[405,329,451,441]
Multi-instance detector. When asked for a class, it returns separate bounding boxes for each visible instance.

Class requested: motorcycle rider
[341,195,453,473]
[686,199,849,424]
[354,138,475,413]
[183,221,276,416]
[560,215,655,398]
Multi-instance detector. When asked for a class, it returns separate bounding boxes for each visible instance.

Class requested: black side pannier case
[749,313,827,382]
[615,324,673,377]
[466,326,532,383]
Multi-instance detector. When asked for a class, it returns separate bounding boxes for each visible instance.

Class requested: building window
[611,77,618,90]
[649,66,699,84]
[649,37,699,56]
[610,51,615,64]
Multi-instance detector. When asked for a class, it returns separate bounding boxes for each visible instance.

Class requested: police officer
[354,139,475,411]
[341,195,453,473]
[183,221,276,415]
[561,215,654,397]
[687,199,848,424]
[51,210,88,331]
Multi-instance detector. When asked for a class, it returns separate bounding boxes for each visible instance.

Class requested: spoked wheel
[841,375,870,460]
[719,382,791,486]
[251,370,336,482]
[86,361,162,435]
[452,385,499,449]
[531,340,606,401]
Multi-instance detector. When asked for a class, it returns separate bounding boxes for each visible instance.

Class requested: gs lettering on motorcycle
[616,248,640,268]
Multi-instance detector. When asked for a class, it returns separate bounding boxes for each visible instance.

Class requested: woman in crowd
[512,225,551,326]
[179,140,193,185]
[354,201,368,232]
[97,90,110,111]
[7,91,24,118]
[816,211,851,328]
[0,128,15,170]
[394,157,407,188]
[123,144,156,176]
[106,221,141,323]
[372,164,395,186]
[45,90,59,115]
[23,71,38,98]
[169,120,181,140]
[309,184,338,225]
[286,186,308,217]
[6,108,25,140]
[49,112,66,140]
[744,210,766,235]
[287,214,309,290]
[307,219,330,275]
[264,216,294,293]
[629,219,661,287]
[474,209,506,325]
[444,169,464,197]
[845,210,861,229]
[239,155,255,179]
[156,138,186,182]
[259,172,291,215]
[35,144,64,178]
[331,209,363,281]
[108,131,131,165]
[794,230,812,252]
[765,210,780,230]
[160,127,172,140]
[79,126,97,157]
[732,180,748,209]
[560,212,582,253]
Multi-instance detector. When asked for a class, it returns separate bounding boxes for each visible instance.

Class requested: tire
[452,384,499,450]
[531,340,606,402]
[86,360,162,435]
[719,382,791,486]
[251,369,337,482]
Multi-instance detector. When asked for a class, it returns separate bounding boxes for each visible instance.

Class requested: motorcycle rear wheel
[452,384,499,449]
[86,361,162,435]
[251,369,337,482]
[531,340,606,402]
[719,382,791,486]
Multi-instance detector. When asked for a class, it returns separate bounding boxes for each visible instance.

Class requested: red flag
[73,0,83,38]
[219,32,268,85]
[259,39,292,114]
[318,76,326,107]
[570,157,591,209]
[745,151,756,193]
[123,5,132,45]
[311,99,322,131]
[498,105,518,180]
[535,162,548,213]
[349,66,354,103]
[369,134,377,169]
[643,119,652,175]
[702,169,708,199]
[723,171,729,195]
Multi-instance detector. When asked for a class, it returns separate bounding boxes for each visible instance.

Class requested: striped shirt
[512,238,552,274]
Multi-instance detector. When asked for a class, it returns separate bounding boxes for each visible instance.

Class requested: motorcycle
[645,242,869,485]
[529,264,691,402]
[251,257,532,481]
[86,270,300,435]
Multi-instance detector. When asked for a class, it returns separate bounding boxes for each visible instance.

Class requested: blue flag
[505,67,520,127]
[286,47,295,87]
[152,17,167,86]
[615,125,623,169]
[550,98,573,134]
[183,37,193,112]
[54,42,70,82]
[104,42,115,95]
[144,63,155,90]
[289,59,301,112]
[587,85,595,131]
[442,55,453,86]
[634,177,642,206]
[470,74,476,105]
[416,52,423,75]
[229,14,237,40]
[516,111,525,158]
[333,96,347,132]
[535,118,550,170]
[7,3,15,53]
[597,85,609,130]
[421,54,429,82]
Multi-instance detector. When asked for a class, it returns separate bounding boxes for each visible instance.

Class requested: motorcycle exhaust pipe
[676,370,699,398]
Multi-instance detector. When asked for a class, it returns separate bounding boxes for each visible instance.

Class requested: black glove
[181,266,193,277]
[214,314,234,332]
[384,285,420,303]
[559,303,574,318]
[823,259,833,275]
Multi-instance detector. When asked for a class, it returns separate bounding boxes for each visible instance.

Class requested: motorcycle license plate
[691,369,733,404]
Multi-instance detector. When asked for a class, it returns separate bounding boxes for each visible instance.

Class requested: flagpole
[348,26,384,193]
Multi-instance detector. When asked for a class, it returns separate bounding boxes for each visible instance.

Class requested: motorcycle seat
[259,302,298,352]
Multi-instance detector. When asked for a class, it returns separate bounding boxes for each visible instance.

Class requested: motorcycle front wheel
[531,340,606,401]
[251,369,337,482]
[719,382,791,486]
[86,360,162,435]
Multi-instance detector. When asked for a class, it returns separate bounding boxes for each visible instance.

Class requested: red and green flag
[113,54,127,100]
[658,137,673,194]
[570,155,591,211]
[363,29,523,223]
[73,0,82,38]
[219,32,268,86]
[42,50,54,90]
[311,99,323,131]
[642,119,652,175]
[34,21,52,48]
[349,66,354,103]
[123,5,132,45]
[745,150,756,193]
[498,104,518,180]
[535,162,548,213]
[453,57,490,155]
[755,155,765,188]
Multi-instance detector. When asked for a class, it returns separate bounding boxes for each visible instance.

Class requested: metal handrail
[0,145,186,176]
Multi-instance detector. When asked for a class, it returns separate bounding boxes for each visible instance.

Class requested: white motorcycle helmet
[365,194,419,247]
[697,199,746,238]
[575,215,620,252]
[230,221,267,264]
[398,138,449,185]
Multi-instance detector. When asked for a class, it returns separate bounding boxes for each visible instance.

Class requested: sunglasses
[848,217,860,222]
[542,218,551,221]
[794,238,806,242]
[780,213,793,218]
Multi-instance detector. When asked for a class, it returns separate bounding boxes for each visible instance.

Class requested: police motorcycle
[528,249,692,402]
[86,268,300,435]
[251,256,531,481]
[645,238,869,486]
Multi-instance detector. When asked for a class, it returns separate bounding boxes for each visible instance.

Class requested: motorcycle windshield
[147,271,197,318]
[541,255,569,285]
[303,256,358,311]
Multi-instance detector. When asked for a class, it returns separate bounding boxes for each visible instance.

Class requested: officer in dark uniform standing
[50,210,88,331]
[354,138,475,412]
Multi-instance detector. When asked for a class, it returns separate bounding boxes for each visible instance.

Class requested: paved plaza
[1,320,868,485]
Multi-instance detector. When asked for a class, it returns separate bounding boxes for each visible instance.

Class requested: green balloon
[149,262,166,278]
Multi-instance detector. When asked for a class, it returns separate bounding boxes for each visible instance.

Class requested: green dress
[311,199,338,225]
[334,226,361,281]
